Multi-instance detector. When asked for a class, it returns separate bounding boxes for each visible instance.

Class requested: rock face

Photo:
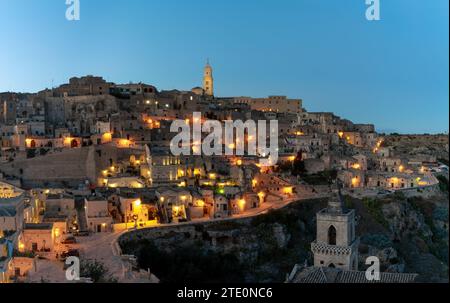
[273,223,291,249]
[365,195,449,282]
[382,201,433,242]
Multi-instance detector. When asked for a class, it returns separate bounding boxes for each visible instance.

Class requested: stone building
[234,95,302,114]
[311,187,359,270]
[203,60,214,96]
[0,181,26,233]
[287,184,418,284]
[52,75,113,97]
[1,99,17,125]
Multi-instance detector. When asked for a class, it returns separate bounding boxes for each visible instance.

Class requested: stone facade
[311,191,359,271]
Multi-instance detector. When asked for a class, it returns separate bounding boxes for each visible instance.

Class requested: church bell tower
[311,183,359,271]
[203,59,214,96]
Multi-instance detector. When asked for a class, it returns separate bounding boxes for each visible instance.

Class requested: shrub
[362,198,389,228]
[80,259,117,283]
[437,175,449,193]
[360,233,392,249]
[133,240,245,283]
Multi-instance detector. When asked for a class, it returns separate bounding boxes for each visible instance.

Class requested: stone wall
[0,147,97,187]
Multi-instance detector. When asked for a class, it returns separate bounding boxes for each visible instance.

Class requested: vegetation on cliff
[120,191,448,283]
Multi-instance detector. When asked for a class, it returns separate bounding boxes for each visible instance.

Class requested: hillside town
[0,63,448,283]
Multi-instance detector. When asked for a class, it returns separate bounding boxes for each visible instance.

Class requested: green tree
[292,151,306,176]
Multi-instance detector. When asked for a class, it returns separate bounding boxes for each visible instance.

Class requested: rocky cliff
[119,189,449,283]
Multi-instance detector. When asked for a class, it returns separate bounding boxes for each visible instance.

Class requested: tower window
[328,225,337,245]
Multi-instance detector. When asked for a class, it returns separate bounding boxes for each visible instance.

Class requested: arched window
[328,263,336,268]
[328,225,337,245]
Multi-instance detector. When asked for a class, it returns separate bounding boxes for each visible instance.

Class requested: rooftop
[24,223,54,230]
[291,266,418,283]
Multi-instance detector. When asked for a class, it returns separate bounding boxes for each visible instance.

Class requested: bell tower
[203,59,214,96]
[311,183,359,271]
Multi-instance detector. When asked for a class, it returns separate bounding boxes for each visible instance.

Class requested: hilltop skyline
[0,0,448,134]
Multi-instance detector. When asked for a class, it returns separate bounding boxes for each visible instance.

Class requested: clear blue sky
[0,0,448,134]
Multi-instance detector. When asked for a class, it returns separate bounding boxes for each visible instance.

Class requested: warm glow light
[399,165,404,172]
[351,163,361,170]
[289,156,296,162]
[283,187,294,194]
[338,132,344,138]
[178,181,186,187]
[228,143,236,149]
[118,139,131,147]
[209,173,216,180]
[252,179,258,187]
[102,132,112,142]
[63,137,76,146]
[236,159,242,166]
[197,200,205,207]
[238,199,246,210]
[54,228,60,237]
[134,199,142,207]
[390,177,399,185]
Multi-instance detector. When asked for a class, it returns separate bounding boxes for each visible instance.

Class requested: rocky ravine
[119,191,449,283]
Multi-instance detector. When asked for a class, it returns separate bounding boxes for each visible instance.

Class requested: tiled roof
[291,266,418,284]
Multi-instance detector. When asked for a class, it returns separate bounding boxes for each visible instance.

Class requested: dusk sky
[0,0,448,134]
